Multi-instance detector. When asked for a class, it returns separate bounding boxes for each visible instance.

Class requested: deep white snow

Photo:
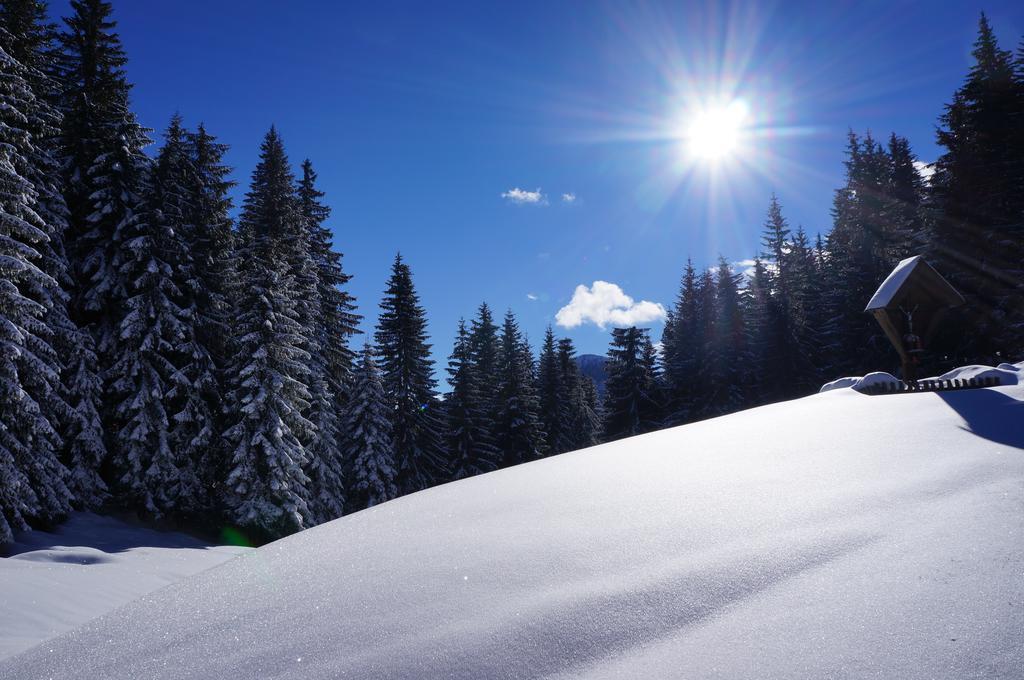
[0,513,249,661]
[2,377,1023,679]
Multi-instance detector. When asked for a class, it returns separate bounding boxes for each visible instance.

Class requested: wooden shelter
[864,256,964,381]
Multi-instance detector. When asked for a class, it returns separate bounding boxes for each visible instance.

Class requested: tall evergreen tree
[223,128,313,538]
[556,337,601,451]
[705,257,746,415]
[375,254,446,494]
[106,115,197,516]
[931,13,1024,360]
[494,310,544,467]
[182,122,234,506]
[445,319,499,479]
[661,259,701,426]
[0,9,106,508]
[536,326,567,455]
[468,302,501,440]
[296,159,358,523]
[345,345,397,511]
[57,0,151,360]
[603,326,659,441]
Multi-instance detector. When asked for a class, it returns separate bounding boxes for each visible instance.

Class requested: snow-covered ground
[2,372,1023,679]
[0,514,250,661]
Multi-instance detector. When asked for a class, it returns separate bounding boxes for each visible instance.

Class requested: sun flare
[684,99,750,162]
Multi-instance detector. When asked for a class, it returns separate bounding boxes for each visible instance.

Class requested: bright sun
[684,99,750,162]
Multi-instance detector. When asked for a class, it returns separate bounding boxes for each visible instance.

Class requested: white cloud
[501,187,546,205]
[555,281,666,329]
[914,160,935,182]
[526,293,539,301]
[561,192,576,203]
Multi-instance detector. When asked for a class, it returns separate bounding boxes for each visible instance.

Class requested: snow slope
[0,514,250,661]
[3,382,1023,679]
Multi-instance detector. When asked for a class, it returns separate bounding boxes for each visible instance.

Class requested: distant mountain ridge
[575,354,607,395]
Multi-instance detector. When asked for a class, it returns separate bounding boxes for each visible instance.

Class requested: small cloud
[537,251,551,260]
[561,192,576,203]
[526,293,539,301]
[555,281,666,330]
[502,187,546,205]
[913,160,935,182]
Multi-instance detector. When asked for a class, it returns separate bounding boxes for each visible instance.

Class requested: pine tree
[445,319,499,479]
[705,257,746,414]
[468,302,501,440]
[57,0,151,360]
[556,337,601,451]
[602,326,659,442]
[0,42,72,541]
[661,259,701,426]
[182,122,234,506]
[0,9,106,508]
[536,326,567,455]
[345,345,397,511]
[494,310,545,467]
[296,159,358,524]
[105,115,202,516]
[223,128,313,538]
[931,14,1024,360]
[375,253,446,494]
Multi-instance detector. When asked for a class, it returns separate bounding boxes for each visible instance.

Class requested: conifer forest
[1,0,1022,543]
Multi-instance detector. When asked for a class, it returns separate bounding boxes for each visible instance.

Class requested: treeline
[604,13,1024,437]
[1,3,1021,544]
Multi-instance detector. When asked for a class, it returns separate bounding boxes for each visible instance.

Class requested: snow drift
[3,381,1023,679]
[0,514,249,661]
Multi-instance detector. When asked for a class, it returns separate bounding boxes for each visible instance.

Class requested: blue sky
[52,0,1024,364]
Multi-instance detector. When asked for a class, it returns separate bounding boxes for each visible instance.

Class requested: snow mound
[3,384,1024,679]
[0,513,250,661]
[820,360,1022,393]
[925,363,1021,386]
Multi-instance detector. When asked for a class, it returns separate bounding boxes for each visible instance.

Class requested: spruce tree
[223,128,313,538]
[661,259,701,426]
[931,14,1024,360]
[0,42,73,541]
[494,310,545,467]
[0,10,106,508]
[106,116,197,516]
[705,257,746,414]
[445,319,499,479]
[296,159,357,523]
[602,326,659,442]
[468,302,501,441]
[556,337,601,451]
[345,345,397,511]
[536,326,567,455]
[182,122,234,506]
[57,0,151,360]
[375,253,446,494]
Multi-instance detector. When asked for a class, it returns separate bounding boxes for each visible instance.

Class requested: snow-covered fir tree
[223,127,313,538]
[57,0,151,361]
[0,42,72,542]
[603,326,660,442]
[106,115,198,516]
[536,326,568,455]
[296,158,358,523]
[445,318,499,480]
[375,253,446,494]
[0,8,106,508]
[494,310,545,467]
[345,344,397,511]
[555,336,600,453]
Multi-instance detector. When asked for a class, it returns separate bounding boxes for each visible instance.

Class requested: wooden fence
[858,376,1002,395]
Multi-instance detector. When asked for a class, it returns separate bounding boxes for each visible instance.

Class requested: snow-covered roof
[864,255,964,312]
